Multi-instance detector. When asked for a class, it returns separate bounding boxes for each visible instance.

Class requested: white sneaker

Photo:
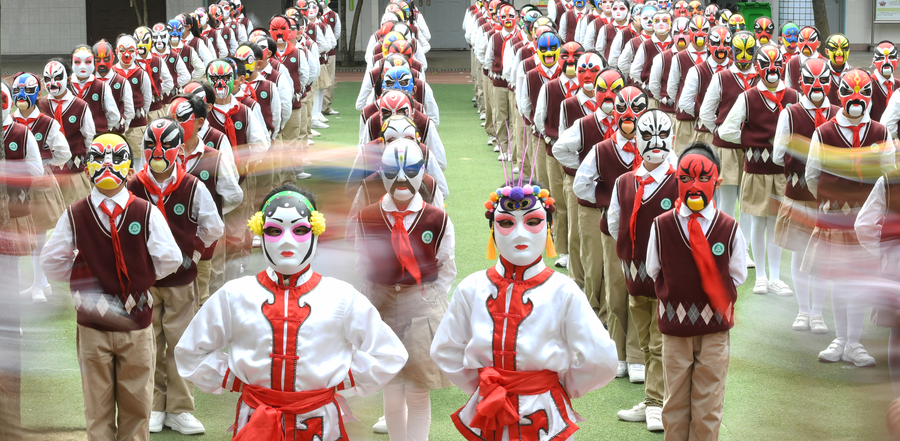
[616,361,628,378]
[842,342,876,367]
[472,97,477,102]
[498,153,509,161]
[30,287,46,303]
[809,315,829,334]
[296,172,312,180]
[323,109,340,115]
[555,254,569,268]
[488,137,497,146]
[311,120,329,129]
[150,411,165,433]
[513,167,519,174]
[311,129,322,137]
[43,285,52,296]
[792,312,810,331]
[493,145,501,152]
[616,402,647,422]
[768,279,793,296]
[481,121,486,127]
[252,236,261,248]
[746,251,755,268]
[316,114,329,123]
[818,337,847,363]
[753,277,769,294]
[308,139,315,145]
[480,112,486,120]
[646,406,664,431]
[165,412,205,435]
[373,415,388,434]
[629,363,645,383]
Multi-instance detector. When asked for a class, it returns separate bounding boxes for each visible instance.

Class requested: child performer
[42,133,182,440]
[647,141,748,440]
[175,184,408,440]
[430,172,618,441]
[607,110,677,432]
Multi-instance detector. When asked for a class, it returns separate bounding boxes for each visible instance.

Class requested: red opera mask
[678,153,719,212]
[560,42,585,78]
[613,86,649,135]
[577,52,605,92]
[800,58,832,102]
[595,68,625,114]
[168,97,197,140]
[755,43,785,85]
[798,26,820,57]
[142,118,183,174]
[379,90,414,119]
[753,16,774,45]
[838,68,873,118]
[873,41,898,78]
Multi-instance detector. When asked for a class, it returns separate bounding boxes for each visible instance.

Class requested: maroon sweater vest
[491,32,511,88]
[740,87,798,175]
[72,79,110,132]
[69,196,156,331]
[602,24,630,61]
[653,209,739,337]
[576,113,611,207]
[814,120,887,230]
[128,173,201,287]
[594,138,634,208]
[691,62,715,132]
[37,97,88,174]
[159,52,181,106]
[638,39,664,84]
[553,0,565,28]
[712,70,758,149]
[26,113,54,160]
[525,67,553,122]
[615,170,678,298]
[244,79,277,134]
[324,10,339,56]
[277,46,306,109]
[561,96,588,175]
[542,78,569,143]
[870,76,900,122]
[207,103,250,150]
[783,104,840,201]
[103,73,129,133]
[4,122,32,218]
[119,67,148,127]
[172,45,197,77]
[673,50,697,121]
[201,125,229,151]
[357,203,448,285]
[658,50,677,113]
[563,10,580,43]
[186,146,223,261]
[143,55,166,111]
[786,56,803,95]
[625,36,644,85]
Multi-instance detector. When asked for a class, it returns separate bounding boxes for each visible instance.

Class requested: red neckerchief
[813,107,827,128]
[135,56,161,97]
[564,78,579,98]
[212,103,241,147]
[537,64,561,80]
[50,97,67,137]
[15,115,38,128]
[831,116,866,181]
[674,202,732,318]
[242,81,258,102]
[875,74,895,103]
[135,165,187,221]
[783,51,795,64]
[71,78,93,100]
[656,40,671,52]
[386,207,423,285]
[759,87,786,113]
[629,165,675,257]
[94,191,137,296]
[621,139,641,171]
[584,98,598,112]
[601,117,616,141]
[735,72,757,90]
[275,42,296,64]
[693,49,705,65]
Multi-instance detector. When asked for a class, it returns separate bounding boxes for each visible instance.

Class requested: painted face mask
[206,60,235,100]
[486,183,556,265]
[0,83,8,123]
[379,90,414,120]
[653,11,672,35]
[269,15,293,43]
[382,66,415,94]
[381,32,406,57]
[689,15,709,49]
[134,27,152,57]
[143,118,183,174]
[602,0,614,14]
[537,32,562,68]
[381,115,419,143]
[677,152,719,212]
[43,61,68,97]
[672,1,690,18]
[596,69,625,114]
[755,43,785,84]
[577,52,605,92]
[727,13,745,33]
[614,86,649,135]
[798,26,820,57]
[151,23,168,53]
[167,19,185,47]
[86,133,132,190]
[117,35,138,66]
[687,0,702,15]
[93,41,115,76]
[12,73,40,110]
[388,40,415,58]
[732,31,757,71]
[382,54,411,79]
[825,34,849,68]
[640,6,658,33]
[306,2,319,20]
[780,22,800,52]
[249,191,325,275]
[717,9,731,26]
[234,45,256,77]
[753,16,774,45]
[381,138,426,203]
[249,32,271,59]
[184,82,207,103]
[838,68,873,118]
[499,4,516,30]
[704,4,719,25]
[800,58,832,103]
[636,110,673,164]
[168,97,197,140]
[631,5,645,27]
[657,0,671,10]
[611,1,629,21]
[708,25,732,62]
[574,0,587,9]
[72,45,95,80]
[672,17,691,49]
[873,41,898,78]
[560,42,585,78]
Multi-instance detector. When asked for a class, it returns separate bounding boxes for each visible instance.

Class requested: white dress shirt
[698,63,756,132]
[183,136,243,216]
[136,54,174,96]
[772,95,832,166]
[607,24,641,69]
[260,64,294,133]
[855,175,892,257]
[171,41,206,81]
[3,117,45,179]
[210,96,270,153]
[630,34,672,86]
[140,169,225,249]
[615,32,649,79]
[557,89,593,137]
[718,80,786,145]
[678,57,731,123]
[666,45,707,103]
[648,49,676,101]
[535,75,577,139]
[608,157,677,238]
[114,63,152,122]
[153,48,191,88]
[784,52,821,89]
[183,34,214,64]
[554,111,613,170]
[881,90,900,139]
[573,131,636,203]
[47,91,96,152]
[13,109,71,168]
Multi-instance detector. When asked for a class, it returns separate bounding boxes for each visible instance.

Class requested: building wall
[847,0,900,47]
[1,0,87,55]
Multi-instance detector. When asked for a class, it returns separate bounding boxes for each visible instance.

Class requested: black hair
[187,80,216,104]
[260,183,318,211]
[172,93,208,119]
[680,141,721,172]
[225,56,247,77]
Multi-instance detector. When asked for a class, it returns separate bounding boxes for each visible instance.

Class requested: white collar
[678,200,717,221]
[12,108,38,120]
[799,51,821,63]
[835,111,871,127]
[874,70,895,84]
[197,119,211,139]
[799,95,831,110]
[756,80,786,93]
[381,192,425,213]
[707,56,730,69]
[492,258,548,280]
[49,91,74,102]
[728,63,754,75]
[213,96,239,111]
[90,186,131,209]
[615,131,635,149]
[650,34,671,44]
[636,159,675,180]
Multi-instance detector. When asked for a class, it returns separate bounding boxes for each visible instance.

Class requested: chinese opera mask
[800,58,832,103]
[381,138,425,203]
[168,96,198,140]
[838,68,873,118]
[117,35,138,66]
[708,25,732,62]
[732,31,757,71]
[636,109,673,164]
[673,1,690,18]
[672,17,691,50]
[485,183,557,265]
[688,0,702,16]
[167,19,185,47]
[151,23,168,53]
[12,73,40,111]
[379,90,414,119]
[269,15,294,43]
[381,115,419,143]
[688,15,709,49]
[753,16,774,45]
[704,4,719,25]
[248,188,325,275]
[143,118,183,174]
[873,41,898,78]
[611,0,629,22]
[576,52,605,92]
[780,22,800,52]
[677,149,719,212]
[560,42,585,78]
[134,26,153,57]
[614,86,648,135]
[42,60,68,97]
[640,6,658,34]
[382,66,415,94]
[537,32,562,68]
[596,68,625,114]
[727,13,745,33]
[206,60,235,100]
[93,41,115,76]
[755,43,785,85]
[825,33,850,68]
[798,26,820,57]
[652,11,672,36]
[234,45,257,77]
[86,133,132,190]
[388,40,415,59]
[72,45,95,80]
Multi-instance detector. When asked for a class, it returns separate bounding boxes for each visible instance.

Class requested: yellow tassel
[486,227,498,260]
[545,228,558,258]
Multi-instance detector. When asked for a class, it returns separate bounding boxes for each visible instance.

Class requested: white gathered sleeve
[79,106,97,152]
[573,147,599,203]
[45,119,72,167]
[175,288,234,394]
[665,59,682,106]
[717,94,748,145]
[558,282,618,399]
[698,75,723,132]
[648,53,665,100]
[676,66,700,117]
[341,290,410,397]
[553,120,584,170]
[192,182,225,248]
[881,92,900,139]
[772,108,792,166]
[100,82,121,130]
[423,82,440,126]
[855,176,887,257]
[430,282,480,395]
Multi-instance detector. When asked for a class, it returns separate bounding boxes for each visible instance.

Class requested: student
[665,15,708,154]
[92,40,135,135]
[647,141,748,440]
[784,26,820,94]
[608,110,677,432]
[133,26,175,121]
[114,35,153,169]
[869,40,900,122]
[41,133,182,441]
[70,44,121,133]
[127,118,224,435]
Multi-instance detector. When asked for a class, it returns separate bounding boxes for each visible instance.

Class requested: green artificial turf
[15,81,896,440]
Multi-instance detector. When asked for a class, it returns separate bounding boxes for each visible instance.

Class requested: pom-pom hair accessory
[247,191,327,237]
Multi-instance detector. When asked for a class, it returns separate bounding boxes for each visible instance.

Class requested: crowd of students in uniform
[465,0,900,438]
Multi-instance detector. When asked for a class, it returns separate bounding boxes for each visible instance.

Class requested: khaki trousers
[546,151,568,254]
[521,127,537,179]
[151,281,199,413]
[601,227,641,363]
[630,295,664,407]
[492,84,511,153]
[473,52,485,113]
[691,129,714,144]
[282,107,305,179]
[673,119,695,155]
[662,331,730,441]
[563,174,584,289]
[579,205,607,324]
[77,324,155,441]
[508,90,520,165]
[301,93,314,142]
[124,125,148,170]
[649,97,660,110]
[483,75,495,137]
[323,56,337,112]
[535,137,549,190]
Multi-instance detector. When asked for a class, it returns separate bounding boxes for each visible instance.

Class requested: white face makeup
[653,12,672,35]
[382,116,419,143]
[262,203,317,275]
[117,36,138,66]
[494,204,549,266]
[602,0,614,13]
[640,6,658,32]
[636,110,674,164]
[72,49,95,79]
[612,1,629,21]
[43,61,68,97]
[381,139,425,203]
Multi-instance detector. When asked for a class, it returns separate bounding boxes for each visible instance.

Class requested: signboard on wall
[874,0,900,22]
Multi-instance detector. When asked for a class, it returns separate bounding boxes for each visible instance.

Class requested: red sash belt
[233,384,336,441]
[470,367,561,433]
